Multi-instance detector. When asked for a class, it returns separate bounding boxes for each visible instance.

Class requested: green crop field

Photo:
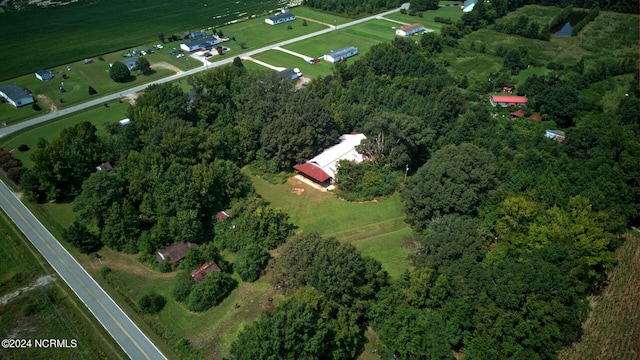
[0,0,281,81]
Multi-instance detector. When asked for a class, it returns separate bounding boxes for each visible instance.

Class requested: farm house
[180,36,220,52]
[395,23,425,37]
[0,84,34,108]
[265,10,295,25]
[490,95,528,107]
[323,46,358,63]
[293,133,366,188]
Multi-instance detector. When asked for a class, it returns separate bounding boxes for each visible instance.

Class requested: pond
[551,12,586,36]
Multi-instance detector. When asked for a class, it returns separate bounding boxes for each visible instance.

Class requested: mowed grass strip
[250,174,412,278]
[289,6,352,26]
[251,50,334,79]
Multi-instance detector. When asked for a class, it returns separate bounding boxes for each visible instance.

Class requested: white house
[323,46,358,63]
[463,0,478,12]
[180,35,220,52]
[35,69,53,81]
[293,133,367,187]
[545,130,566,142]
[396,23,425,37]
[0,84,35,108]
[265,11,295,25]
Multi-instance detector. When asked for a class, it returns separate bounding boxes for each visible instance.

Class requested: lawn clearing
[289,6,352,26]
[284,19,399,61]
[250,174,412,278]
[383,6,464,32]
[251,50,334,79]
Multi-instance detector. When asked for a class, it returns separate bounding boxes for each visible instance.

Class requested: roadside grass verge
[0,99,130,168]
[250,174,412,278]
[0,208,126,359]
[558,231,640,360]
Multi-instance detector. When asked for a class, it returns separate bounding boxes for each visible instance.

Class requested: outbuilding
[293,133,366,188]
[279,69,299,80]
[35,70,53,81]
[0,84,35,108]
[463,0,478,12]
[490,95,528,107]
[119,58,138,71]
[395,23,425,37]
[323,46,358,63]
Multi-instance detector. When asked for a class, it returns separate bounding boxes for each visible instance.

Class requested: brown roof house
[215,210,230,222]
[156,242,198,263]
[191,261,222,283]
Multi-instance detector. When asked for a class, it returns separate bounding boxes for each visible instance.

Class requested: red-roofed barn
[490,95,528,107]
[156,242,198,263]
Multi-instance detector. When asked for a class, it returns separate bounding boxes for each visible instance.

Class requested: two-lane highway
[0,181,166,360]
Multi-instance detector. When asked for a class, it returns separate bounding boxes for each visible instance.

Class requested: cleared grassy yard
[383,6,464,32]
[250,174,412,278]
[251,50,335,79]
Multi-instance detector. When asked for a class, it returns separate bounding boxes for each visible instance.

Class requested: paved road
[0,181,167,360]
[0,5,406,359]
[0,5,403,139]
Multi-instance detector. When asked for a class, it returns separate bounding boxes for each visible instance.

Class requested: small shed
[35,70,53,81]
[215,211,230,222]
[119,118,131,126]
[119,58,138,71]
[279,69,299,80]
[156,242,198,263]
[545,130,566,143]
[191,261,222,283]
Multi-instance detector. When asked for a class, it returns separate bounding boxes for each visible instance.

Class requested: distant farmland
[0,0,282,81]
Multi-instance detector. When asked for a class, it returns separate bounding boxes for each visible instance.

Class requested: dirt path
[242,56,287,71]
[274,46,314,62]
[36,94,57,113]
[151,61,183,75]
[296,15,335,28]
[0,275,56,306]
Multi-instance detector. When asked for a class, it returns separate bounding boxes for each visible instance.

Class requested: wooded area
[12,0,639,358]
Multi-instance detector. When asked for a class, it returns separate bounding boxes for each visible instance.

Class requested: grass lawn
[284,19,399,62]
[0,210,126,359]
[250,174,412,278]
[0,99,130,168]
[289,6,352,25]
[251,50,335,79]
[218,15,327,52]
[383,6,464,32]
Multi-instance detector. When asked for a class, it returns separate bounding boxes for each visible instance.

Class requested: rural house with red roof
[190,261,222,283]
[490,95,528,107]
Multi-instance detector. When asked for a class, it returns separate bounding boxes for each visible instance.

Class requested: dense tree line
[304,0,401,16]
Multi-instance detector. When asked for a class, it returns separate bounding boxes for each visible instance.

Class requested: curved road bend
[0,5,405,138]
[0,181,166,360]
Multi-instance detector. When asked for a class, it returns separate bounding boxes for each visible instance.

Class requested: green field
[288,6,352,26]
[250,175,412,278]
[0,0,281,81]
[251,50,335,79]
[383,6,464,32]
[285,19,399,62]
